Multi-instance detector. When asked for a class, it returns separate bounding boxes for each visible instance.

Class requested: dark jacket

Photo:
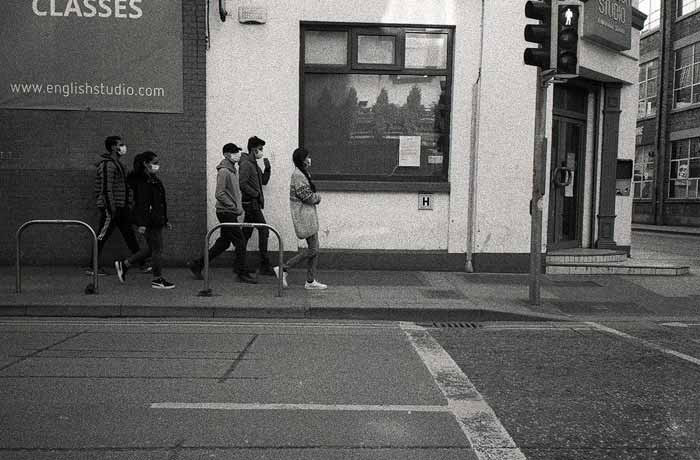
[214,158,243,215]
[94,154,130,211]
[128,172,168,228]
[238,152,270,209]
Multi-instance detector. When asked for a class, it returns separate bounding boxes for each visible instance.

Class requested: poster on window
[399,136,421,167]
[0,0,183,113]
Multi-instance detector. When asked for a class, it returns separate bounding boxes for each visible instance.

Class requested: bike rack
[198,223,284,297]
[16,220,99,294]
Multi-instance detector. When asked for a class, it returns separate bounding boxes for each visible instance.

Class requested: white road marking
[588,322,700,367]
[0,319,396,330]
[400,322,527,460]
[151,402,450,412]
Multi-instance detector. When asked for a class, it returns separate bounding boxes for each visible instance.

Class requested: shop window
[304,31,348,66]
[637,60,658,118]
[673,43,700,108]
[640,0,661,31]
[301,23,453,184]
[634,145,655,199]
[677,0,700,17]
[669,137,700,198]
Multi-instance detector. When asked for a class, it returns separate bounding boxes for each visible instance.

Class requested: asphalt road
[1,317,700,459]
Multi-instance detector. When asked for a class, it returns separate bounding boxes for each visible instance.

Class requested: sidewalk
[2,265,699,322]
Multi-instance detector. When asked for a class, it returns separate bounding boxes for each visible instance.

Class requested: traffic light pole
[529,69,552,305]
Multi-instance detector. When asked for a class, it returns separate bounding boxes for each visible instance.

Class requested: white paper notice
[399,136,421,167]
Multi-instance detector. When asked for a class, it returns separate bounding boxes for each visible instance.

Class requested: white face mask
[150,164,160,172]
[305,157,311,167]
[230,153,241,163]
[117,145,127,156]
[255,150,264,160]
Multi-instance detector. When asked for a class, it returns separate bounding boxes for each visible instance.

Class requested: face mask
[231,153,241,163]
[255,150,264,160]
[117,145,127,156]
[305,157,311,167]
[150,164,160,172]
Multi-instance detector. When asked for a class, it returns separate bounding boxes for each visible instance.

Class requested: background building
[634,0,700,225]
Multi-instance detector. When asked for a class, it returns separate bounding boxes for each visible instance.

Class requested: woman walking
[274,148,327,290]
[115,151,175,289]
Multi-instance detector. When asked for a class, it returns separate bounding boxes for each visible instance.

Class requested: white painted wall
[206,0,481,254]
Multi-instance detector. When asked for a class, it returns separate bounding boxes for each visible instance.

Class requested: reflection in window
[405,33,447,69]
[634,145,655,199]
[673,43,700,108]
[677,0,700,17]
[357,35,395,65]
[638,60,658,118]
[303,74,449,180]
[669,137,700,198]
[305,31,348,65]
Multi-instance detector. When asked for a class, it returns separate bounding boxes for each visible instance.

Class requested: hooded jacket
[238,152,271,209]
[94,153,129,211]
[215,158,243,215]
[128,171,168,228]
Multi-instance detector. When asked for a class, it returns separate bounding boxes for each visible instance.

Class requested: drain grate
[431,322,482,328]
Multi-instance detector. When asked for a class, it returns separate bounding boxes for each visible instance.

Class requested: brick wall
[0,0,207,266]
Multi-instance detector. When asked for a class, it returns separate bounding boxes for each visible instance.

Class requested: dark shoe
[187,259,203,280]
[258,265,276,276]
[236,273,258,284]
[114,260,128,283]
[152,277,175,289]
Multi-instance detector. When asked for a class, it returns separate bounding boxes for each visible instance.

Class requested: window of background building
[677,0,700,17]
[640,0,661,30]
[301,24,453,183]
[669,136,700,198]
[673,43,700,108]
[634,145,655,199]
[638,60,658,118]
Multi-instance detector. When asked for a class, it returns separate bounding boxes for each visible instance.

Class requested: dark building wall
[640,29,661,56]
[0,0,207,265]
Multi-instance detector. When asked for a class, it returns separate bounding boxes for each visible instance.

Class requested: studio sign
[32,0,144,19]
[583,0,632,51]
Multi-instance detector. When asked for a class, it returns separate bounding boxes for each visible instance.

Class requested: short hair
[247,136,266,152]
[105,136,121,152]
[222,143,242,154]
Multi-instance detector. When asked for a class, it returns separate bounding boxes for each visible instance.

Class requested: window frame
[633,144,655,200]
[677,0,700,18]
[668,136,700,199]
[640,0,661,31]
[637,59,658,119]
[299,22,455,187]
[672,42,700,109]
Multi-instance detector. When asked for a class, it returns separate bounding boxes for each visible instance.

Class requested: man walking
[88,135,140,275]
[187,143,257,284]
[239,136,275,276]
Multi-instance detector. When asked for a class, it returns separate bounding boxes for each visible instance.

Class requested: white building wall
[206,0,481,254]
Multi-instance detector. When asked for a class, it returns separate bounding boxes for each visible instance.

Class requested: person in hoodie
[187,143,257,284]
[87,135,140,275]
[114,151,175,289]
[239,136,275,276]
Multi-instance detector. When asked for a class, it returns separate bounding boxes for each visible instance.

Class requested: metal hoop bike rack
[199,223,284,297]
[16,220,99,294]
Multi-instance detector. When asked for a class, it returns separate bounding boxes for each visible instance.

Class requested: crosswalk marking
[400,322,527,460]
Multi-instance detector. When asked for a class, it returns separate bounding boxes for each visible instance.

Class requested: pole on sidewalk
[529,69,550,305]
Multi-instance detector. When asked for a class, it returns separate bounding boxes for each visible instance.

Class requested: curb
[632,227,700,237]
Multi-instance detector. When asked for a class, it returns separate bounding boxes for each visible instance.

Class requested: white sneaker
[304,280,327,290]
[273,266,288,288]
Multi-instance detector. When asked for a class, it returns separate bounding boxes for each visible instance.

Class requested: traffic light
[524,0,553,69]
[556,4,580,76]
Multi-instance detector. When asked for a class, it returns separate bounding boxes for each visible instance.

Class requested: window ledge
[675,7,700,23]
[316,180,450,193]
[671,103,700,114]
[637,114,656,122]
[641,27,660,38]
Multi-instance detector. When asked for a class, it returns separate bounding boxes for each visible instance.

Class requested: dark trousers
[242,204,270,266]
[127,227,163,277]
[201,211,247,274]
[95,207,140,263]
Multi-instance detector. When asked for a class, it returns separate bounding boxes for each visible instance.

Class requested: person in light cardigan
[274,147,327,290]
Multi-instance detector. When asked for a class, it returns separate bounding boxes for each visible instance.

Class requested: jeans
[284,233,319,283]
[200,211,248,275]
[127,227,163,277]
[242,204,270,266]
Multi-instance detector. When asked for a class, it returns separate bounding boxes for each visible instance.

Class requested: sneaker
[187,259,203,280]
[84,266,108,276]
[152,277,175,289]
[273,266,288,288]
[236,273,258,284]
[304,280,327,290]
[140,265,153,274]
[258,265,276,276]
[114,260,127,283]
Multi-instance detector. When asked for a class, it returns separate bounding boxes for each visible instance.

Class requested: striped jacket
[94,154,129,210]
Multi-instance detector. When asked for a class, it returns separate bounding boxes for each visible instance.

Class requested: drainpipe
[589,84,601,248]
[465,0,485,273]
[653,0,671,225]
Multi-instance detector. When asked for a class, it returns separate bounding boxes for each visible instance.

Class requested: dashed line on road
[399,322,527,460]
[587,322,700,368]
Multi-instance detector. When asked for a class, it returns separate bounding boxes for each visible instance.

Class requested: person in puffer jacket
[114,151,175,289]
[273,147,327,290]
